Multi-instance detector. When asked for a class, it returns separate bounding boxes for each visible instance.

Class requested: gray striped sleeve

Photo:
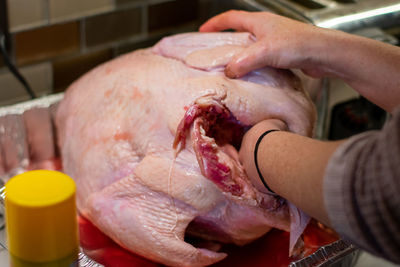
[323,107,400,264]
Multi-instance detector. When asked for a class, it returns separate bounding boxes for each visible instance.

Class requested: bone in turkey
[56,32,316,267]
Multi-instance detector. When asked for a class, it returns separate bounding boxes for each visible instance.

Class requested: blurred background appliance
[235,0,400,140]
[236,0,400,32]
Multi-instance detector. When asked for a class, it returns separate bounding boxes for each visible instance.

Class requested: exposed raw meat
[56,32,316,267]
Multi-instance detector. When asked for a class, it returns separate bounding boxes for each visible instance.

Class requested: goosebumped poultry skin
[56,32,316,267]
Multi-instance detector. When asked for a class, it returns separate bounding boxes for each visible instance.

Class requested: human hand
[239,119,287,194]
[199,10,329,79]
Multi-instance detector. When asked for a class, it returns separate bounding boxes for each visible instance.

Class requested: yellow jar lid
[5,170,79,263]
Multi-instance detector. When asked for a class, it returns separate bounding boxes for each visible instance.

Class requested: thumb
[225,41,271,78]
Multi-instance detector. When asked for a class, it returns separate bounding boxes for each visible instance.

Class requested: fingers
[225,41,271,78]
[199,10,254,33]
[200,10,273,78]
[200,10,284,77]
[201,10,319,78]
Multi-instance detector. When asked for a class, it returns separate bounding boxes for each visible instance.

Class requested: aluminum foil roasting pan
[0,94,360,267]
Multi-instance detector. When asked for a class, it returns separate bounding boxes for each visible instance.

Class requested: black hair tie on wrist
[254,129,279,194]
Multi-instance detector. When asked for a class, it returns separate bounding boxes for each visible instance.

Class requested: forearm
[312,29,400,112]
[254,130,344,226]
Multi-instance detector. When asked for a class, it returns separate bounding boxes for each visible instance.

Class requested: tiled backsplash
[15,22,80,65]
[0,62,52,105]
[7,0,48,33]
[84,7,142,48]
[148,0,198,32]
[52,48,113,92]
[48,0,114,24]
[0,0,237,106]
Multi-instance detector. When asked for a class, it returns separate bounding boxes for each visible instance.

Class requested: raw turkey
[56,32,317,267]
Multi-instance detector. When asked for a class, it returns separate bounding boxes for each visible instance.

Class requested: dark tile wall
[114,35,163,56]
[0,0,7,69]
[15,22,80,65]
[85,7,142,48]
[53,49,113,92]
[115,0,142,6]
[148,0,199,32]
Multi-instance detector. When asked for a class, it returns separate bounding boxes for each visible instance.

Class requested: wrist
[298,27,342,78]
[254,129,280,194]
[239,119,286,194]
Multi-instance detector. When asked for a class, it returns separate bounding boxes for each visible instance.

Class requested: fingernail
[225,67,237,79]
